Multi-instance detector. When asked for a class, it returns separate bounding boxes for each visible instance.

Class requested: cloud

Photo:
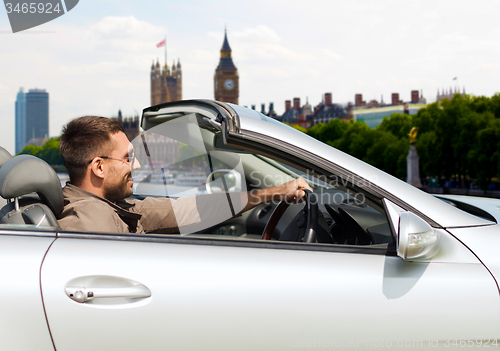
[209,24,317,63]
[188,49,218,63]
[209,25,281,43]
[472,63,500,73]
[320,49,343,61]
[84,16,167,52]
[423,11,440,21]
[232,25,281,42]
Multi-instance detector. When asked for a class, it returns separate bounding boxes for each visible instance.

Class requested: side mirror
[206,169,242,194]
[398,212,439,261]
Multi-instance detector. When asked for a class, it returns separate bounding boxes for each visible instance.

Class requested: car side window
[131,114,249,234]
[131,116,393,246]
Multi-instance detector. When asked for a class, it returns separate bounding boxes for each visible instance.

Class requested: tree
[376,113,412,139]
[415,131,438,178]
[291,124,307,134]
[19,144,42,158]
[19,137,64,166]
[468,119,500,191]
[331,120,370,157]
[307,118,350,144]
[490,93,500,119]
[412,102,439,135]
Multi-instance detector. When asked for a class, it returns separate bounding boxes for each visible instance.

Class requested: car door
[40,226,500,351]
[0,228,56,351]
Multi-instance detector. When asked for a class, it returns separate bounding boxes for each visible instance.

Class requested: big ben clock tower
[214,29,239,104]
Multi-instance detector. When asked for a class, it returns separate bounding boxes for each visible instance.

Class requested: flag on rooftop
[157,39,166,48]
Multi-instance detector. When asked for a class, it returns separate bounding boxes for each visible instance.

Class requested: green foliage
[291,124,307,134]
[307,119,349,143]
[19,137,64,167]
[297,94,500,190]
[377,113,412,139]
[467,119,500,192]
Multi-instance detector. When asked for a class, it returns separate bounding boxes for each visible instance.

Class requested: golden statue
[408,127,419,143]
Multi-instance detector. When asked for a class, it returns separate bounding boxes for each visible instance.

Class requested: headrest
[0,147,12,168]
[0,155,64,216]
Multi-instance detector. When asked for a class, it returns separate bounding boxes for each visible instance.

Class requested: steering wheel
[261,189,319,243]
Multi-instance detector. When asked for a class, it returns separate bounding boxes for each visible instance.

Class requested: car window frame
[57,230,396,256]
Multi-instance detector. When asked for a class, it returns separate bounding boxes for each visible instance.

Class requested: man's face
[102,132,136,201]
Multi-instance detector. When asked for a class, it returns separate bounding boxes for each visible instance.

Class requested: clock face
[224,79,235,91]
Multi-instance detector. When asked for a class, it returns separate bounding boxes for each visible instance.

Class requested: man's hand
[271,178,312,204]
[242,178,313,212]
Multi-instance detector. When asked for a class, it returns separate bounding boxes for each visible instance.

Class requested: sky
[1,0,500,155]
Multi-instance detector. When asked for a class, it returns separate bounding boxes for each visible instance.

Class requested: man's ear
[89,158,105,179]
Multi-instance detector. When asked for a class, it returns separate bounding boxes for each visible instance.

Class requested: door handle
[65,284,151,303]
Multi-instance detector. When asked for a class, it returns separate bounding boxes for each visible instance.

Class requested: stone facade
[150,59,182,106]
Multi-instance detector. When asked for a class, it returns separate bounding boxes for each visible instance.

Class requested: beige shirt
[57,183,246,234]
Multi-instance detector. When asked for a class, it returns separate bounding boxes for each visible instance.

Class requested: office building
[25,89,49,146]
[15,87,49,153]
[15,88,26,154]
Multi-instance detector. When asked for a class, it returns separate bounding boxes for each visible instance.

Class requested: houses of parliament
[150,29,239,106]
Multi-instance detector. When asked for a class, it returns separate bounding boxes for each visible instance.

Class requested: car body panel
[436,194,500,223]
[448,224,500,290]
[41,234,500,350]
[0,233,55,351]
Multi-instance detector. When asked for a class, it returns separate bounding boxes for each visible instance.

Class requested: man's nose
[132,158,141,170]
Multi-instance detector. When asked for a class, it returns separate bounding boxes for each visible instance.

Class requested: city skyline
[1,0,500,154]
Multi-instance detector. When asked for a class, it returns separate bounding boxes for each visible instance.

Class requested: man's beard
[104,175,132,202]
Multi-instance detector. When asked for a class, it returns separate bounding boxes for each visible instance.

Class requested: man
[58,116,311,234]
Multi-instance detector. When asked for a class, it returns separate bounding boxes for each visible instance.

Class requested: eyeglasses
[88,149,136,174]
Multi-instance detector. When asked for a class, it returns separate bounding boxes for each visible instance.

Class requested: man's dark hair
[60,116,124,185]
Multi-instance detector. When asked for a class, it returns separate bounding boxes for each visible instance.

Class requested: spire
[217,28,236,68]
[221,27,231,52]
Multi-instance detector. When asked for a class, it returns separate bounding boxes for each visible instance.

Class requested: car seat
[0,147,12,208]
[0,147,12,168]
[0,155,63,229]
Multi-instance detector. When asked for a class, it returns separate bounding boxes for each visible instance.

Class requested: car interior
[129,113,395,247]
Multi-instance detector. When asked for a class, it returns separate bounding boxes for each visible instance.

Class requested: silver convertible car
[1,100,499,350]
